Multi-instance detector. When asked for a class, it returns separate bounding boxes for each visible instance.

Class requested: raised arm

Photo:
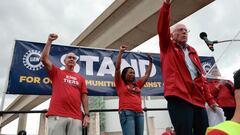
[115,45,127,81]
[40,33,58,71]
[140,54,153,84]
[158,0,171,52]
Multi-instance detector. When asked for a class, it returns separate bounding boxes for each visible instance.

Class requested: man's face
[64,52,77,67]
[172,24,188,45]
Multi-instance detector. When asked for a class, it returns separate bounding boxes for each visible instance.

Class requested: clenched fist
[119,45,128,53]
[48,33,58,42]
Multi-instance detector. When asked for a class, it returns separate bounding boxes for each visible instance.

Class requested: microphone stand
[209,39,240,52]
[216,39,240,44]
[205,38,240,78]
[199,32,240,51]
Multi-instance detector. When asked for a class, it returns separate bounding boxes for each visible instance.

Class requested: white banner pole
[0,40,15,133]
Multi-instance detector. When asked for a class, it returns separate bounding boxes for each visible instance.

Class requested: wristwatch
[85,113,90,117]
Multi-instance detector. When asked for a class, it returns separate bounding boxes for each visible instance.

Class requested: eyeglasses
[174,28,190,33]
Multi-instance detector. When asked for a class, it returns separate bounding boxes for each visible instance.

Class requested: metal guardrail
[0,107,167,114]
[0,110,48,115]
[0,107,168,135]
[89,107,168,113]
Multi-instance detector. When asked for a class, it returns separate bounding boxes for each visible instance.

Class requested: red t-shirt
[46,65,88,120]
[114,78,144,112]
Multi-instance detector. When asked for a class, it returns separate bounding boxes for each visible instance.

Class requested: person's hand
[83,115,90,127]
[119,45,128,53]
[48,33,58,42]
[210,103,219,112]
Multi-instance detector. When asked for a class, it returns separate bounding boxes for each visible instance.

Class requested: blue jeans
[119,110,144,135]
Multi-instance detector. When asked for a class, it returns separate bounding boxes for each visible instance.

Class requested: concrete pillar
[38,113,47,135]
[148,116,155,135]
[88,112,100,135]
[17,113,27,133]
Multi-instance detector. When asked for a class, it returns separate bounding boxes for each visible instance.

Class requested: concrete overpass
[1,0,214,131]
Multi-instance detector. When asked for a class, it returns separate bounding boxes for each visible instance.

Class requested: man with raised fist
[41,33,89,135]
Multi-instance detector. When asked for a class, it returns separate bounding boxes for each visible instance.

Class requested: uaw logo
[202,62,212,74]
[23,50,44,71]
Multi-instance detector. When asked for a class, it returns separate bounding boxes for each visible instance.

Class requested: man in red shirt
[157,0,217,135]
[41,33,89,135]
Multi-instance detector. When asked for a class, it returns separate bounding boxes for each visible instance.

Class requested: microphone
[200,32,218,51]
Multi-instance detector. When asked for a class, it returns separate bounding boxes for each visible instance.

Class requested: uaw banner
[7,40,215,96]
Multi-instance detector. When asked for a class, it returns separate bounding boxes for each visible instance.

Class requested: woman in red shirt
[114,45,152,135]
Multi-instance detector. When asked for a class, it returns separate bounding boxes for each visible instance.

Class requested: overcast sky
[1,0,240,134]
[0,1,114,101]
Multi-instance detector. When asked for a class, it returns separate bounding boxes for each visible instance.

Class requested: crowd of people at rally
[31,0,240,135]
